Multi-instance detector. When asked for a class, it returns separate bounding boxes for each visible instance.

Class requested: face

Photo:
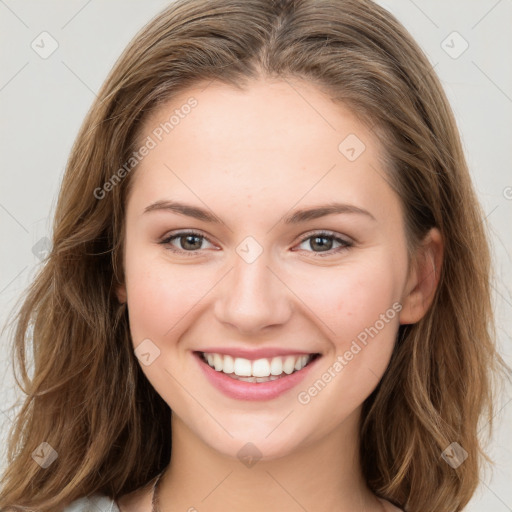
[117,77,432,461]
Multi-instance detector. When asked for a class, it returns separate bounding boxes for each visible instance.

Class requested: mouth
[196,351,321,382]
[192,350,322,401]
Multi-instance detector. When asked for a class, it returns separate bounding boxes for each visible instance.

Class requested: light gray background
[0,1,511,509]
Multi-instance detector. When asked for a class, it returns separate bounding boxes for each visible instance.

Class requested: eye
[159,229,353,257]
[294,231,353,257]
[159,230,216,254]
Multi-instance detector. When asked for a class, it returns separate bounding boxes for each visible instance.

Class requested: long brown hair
[1,0,509,510]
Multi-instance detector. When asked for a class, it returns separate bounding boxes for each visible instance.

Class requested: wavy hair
[0,0,509,510]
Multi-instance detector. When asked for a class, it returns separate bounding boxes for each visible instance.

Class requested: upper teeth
[202,352,313,377]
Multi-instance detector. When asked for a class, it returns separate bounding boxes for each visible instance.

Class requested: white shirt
[62,493,120,512]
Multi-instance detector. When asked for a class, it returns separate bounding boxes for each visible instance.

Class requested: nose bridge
[214,243,291,333]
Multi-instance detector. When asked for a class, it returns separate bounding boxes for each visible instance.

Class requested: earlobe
[116,284,127,304]
[399,228,443,325]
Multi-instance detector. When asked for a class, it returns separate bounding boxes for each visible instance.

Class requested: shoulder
[62,493,120,512]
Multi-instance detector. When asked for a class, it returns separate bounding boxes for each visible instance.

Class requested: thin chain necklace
[151,468,166,512]
[149,468,387,512]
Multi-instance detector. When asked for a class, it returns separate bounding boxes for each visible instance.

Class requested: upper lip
[194,347,321,360]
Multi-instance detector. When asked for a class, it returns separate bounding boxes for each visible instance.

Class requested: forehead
[128,77,397,223]
[140,77,376,159]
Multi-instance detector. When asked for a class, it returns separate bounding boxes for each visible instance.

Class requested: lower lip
[193,352,321,401]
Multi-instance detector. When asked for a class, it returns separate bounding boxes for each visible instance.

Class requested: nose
[213,249,293,335]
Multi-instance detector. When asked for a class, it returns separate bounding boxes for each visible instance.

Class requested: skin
[115,77,443,512]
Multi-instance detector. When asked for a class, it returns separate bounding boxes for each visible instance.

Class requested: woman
[0,0,508,511]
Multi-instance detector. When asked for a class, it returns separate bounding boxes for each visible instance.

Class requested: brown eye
[160,230,215,253]
[296,231,353,257]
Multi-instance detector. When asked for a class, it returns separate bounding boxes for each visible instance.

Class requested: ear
[399,227,444,325]
[116,283,127,304]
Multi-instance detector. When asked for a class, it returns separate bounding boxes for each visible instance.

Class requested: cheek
[293,255,403,424]
[340,266,399,340]
[292,251,403,346]
[123,246,203,345]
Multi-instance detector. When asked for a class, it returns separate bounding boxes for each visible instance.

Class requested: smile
[200,351,319,382]
[193,350,322,401]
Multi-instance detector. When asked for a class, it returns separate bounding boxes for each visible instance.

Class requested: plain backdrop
[0,1,511,509]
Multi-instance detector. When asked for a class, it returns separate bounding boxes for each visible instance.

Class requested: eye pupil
[181,234,202,250]
[310,235,332,252]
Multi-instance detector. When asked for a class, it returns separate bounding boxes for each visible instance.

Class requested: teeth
[213,354,223,371]
[294,355,309,371]
[223,355,234,374]
[233,357,252,376]
[283,356,296,374]
[270,357,283,375]
[232,374,284,383]
[252,358,270,377]
[201,352,315,378]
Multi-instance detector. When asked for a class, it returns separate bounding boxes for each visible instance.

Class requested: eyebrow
[143,200,376,223]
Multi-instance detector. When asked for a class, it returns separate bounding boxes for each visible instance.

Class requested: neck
[155,407,382,512]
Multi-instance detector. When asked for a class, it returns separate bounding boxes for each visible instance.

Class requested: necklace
[149,478,387,512]
[148,468,387,512]
[151,468,165,512]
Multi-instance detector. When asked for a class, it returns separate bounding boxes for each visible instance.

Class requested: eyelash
[159,229,353,258]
